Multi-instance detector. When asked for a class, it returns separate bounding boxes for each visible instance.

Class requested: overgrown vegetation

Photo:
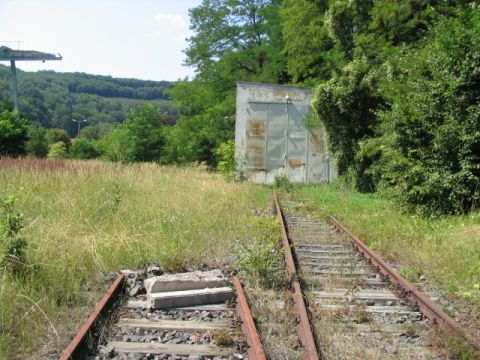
[2,2,478,215]
[0,158,273,358]
[0,195,28,275]
[288,184,480,335]
[238,215,284,290]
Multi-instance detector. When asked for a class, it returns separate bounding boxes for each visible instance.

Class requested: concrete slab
[118,318,231,331]
[109,341,232,356]
[148,287,234,309]
[144,269,228,294]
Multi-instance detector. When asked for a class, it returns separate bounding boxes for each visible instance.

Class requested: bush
[370,8,480,215]
[215,140,236,180]
[46,128,70,149]
[238,215,285,290]
[0,110,28,156]
[47,141,68,159]
[0,195,28,274]
[26,122,48,157]
[70,138,99,159]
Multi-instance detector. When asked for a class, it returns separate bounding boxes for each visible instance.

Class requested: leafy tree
[26,122,49,157]
[100,104,168,163]
[70,138,99,160]
[0,110,28,157]
[165,0,287,166]
[363,7,480,215]
[47,142,68,159]
[186,0,287,83]
[46,128,70,149]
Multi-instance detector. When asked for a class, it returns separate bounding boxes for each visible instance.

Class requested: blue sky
[0,0,201,81]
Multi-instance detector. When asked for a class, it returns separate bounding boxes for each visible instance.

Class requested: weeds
[238,215,285,290]
[0,158,272,357]
[0,195,28,274]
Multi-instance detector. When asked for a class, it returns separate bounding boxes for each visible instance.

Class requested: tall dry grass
[0,157,272,358]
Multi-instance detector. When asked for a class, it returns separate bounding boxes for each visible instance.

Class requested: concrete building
[235,82,336,184]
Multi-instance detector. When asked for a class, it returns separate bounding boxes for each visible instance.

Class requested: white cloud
[154,13,187,28]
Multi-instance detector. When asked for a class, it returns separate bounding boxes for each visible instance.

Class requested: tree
[165,0,287,166]
[70,138,99,160]
[100,104,168,163]
[363,7,480,215]
[47,141,68,159]
[26,122,49,157]
[0,110,28,157]
[186,0,287,83]
[46,128,70,149]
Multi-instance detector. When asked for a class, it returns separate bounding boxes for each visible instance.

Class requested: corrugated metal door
[245,101,327,183]
[266,103,288,173]
[307,128,329,182]
[245,103,267,175]
[286,104,309,182]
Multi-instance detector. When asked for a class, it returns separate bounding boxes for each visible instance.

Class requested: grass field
[286,181,480,352]
[0,157,273,359]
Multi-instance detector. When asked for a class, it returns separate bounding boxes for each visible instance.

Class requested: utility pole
[72,119,87,138]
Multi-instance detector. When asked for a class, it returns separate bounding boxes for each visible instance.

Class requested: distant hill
[0,65,178,136]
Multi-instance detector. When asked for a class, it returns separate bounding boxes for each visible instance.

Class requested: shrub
[46,128,70,149]
[0,110,28,156]
[215,140,236,180]
[238,215,285,290]
[371,8,480,215]
[0,195,28,274]
[70,138,99,159]
[47,141,68,159]
[26,122,49,157]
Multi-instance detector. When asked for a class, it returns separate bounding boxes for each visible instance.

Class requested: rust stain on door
[247,143,266,170]
[309,132,324,154]
[247,120,266,138]
[288,158,303,168]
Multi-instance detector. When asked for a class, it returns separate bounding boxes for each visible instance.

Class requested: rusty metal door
[286,104,309,182]
[244,101,331,183]
[307,128,329,182]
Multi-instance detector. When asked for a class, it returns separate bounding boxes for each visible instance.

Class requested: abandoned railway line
[58,192,479,359]
[60,270,265,360]
[274,192,480,359]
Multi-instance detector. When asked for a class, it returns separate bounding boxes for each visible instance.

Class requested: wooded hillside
[0,65,177,136]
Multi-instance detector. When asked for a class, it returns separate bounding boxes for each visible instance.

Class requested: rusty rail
[233,276,267,360]
[274,191,320,360]
[59,274,125,360]
[329,216,480,352]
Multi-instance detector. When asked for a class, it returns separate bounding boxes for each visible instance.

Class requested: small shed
[235,82,336,184]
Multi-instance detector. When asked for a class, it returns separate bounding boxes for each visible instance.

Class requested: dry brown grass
[0,157,272,359]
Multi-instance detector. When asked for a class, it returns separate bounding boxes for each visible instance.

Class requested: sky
[0,0,202,81]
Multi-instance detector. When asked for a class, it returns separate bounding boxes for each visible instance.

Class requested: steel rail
[274,191,320,360]
[59,274,125,360]
[329,216,480,352]
[233,276,267,360]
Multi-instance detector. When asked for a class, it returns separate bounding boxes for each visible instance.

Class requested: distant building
[235,82,337,184]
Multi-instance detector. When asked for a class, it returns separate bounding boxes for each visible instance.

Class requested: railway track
[273,192,479,359]
[60,270,265,360]
[58,192,479,359]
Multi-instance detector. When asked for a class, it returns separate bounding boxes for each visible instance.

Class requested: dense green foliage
[283,1,480,215]
[99,104,168,163]
[164,0,288,166]
[0,65,177,136]
[25,122,49,158]
[0,109,28,156]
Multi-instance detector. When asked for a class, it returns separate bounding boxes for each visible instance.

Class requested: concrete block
[148,287,234,309]
[144,269,228,294]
